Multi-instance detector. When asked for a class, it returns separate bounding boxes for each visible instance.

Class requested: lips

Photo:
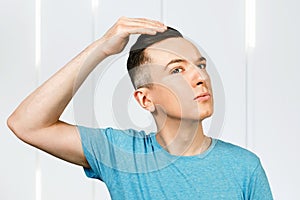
[193,92,211,102]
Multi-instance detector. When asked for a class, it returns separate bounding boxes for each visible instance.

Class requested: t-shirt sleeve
[248,161,273,199]
[77,125,115,182]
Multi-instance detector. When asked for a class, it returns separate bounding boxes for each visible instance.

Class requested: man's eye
[171,68,183,74]
[198,64,206,69]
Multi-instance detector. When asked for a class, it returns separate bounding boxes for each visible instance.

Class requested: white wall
[1,0,299,199]
[0,1,36,200]
[248,0,300,199]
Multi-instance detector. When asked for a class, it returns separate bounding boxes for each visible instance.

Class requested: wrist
[94,37,114,58]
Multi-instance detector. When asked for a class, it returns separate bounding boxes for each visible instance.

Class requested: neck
[155,116,211,156]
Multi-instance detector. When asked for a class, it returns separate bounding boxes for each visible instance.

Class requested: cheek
[153,83,196,114]
[162,76,193,95]
[154,87,179,104]
[158,80,194,101]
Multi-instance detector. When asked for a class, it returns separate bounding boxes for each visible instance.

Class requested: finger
[119,16,164,26]
[125,27,166,35]
[119,21,167,33]
[119,17,166,29]
[130,18,165,27]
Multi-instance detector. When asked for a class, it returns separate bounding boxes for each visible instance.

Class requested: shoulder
[214,139,259,160]
[77,125,150,151]
[212,140,273,197]
[211,139,265,191]
[213,139,261,170]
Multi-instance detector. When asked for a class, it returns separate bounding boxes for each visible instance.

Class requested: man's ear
[134,88,155,112]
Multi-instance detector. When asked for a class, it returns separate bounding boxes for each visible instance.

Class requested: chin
[199,109,213,120]
[180,111,213,121]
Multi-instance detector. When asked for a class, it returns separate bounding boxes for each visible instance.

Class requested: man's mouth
[193,92,211,102]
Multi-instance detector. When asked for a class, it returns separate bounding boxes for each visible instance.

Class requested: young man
[7,17,273,199]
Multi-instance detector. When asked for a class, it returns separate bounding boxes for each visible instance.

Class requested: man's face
[144,37,214,121]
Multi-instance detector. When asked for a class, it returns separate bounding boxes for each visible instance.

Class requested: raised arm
[7,17,166,168]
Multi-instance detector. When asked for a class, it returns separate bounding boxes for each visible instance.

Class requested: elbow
[7,114,16,132]
[7,113,26,141]
[7,114,18,135]
[7,113,42,146]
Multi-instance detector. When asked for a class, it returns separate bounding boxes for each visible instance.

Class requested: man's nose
[189,65,207,87]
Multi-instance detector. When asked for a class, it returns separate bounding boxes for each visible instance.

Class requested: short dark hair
[127,27,183,89]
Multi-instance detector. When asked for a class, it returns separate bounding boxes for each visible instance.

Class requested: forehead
[145,37,202,65]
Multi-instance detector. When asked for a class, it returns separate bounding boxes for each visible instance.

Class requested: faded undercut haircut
[127,27,183,89]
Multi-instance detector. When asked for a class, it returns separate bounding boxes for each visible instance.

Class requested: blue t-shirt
[78,126,273,200]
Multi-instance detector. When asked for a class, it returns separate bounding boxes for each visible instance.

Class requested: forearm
[8,38,107,133]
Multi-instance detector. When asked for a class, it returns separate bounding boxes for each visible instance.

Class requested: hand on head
[100,17,167,56]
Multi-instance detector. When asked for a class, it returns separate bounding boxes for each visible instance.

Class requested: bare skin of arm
[7,17,167,168]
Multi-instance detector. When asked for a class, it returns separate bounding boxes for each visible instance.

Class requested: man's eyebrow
[198,57,207,62]
[164,57,207,70]
[166,59,186,67]
[164,59,186,71]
